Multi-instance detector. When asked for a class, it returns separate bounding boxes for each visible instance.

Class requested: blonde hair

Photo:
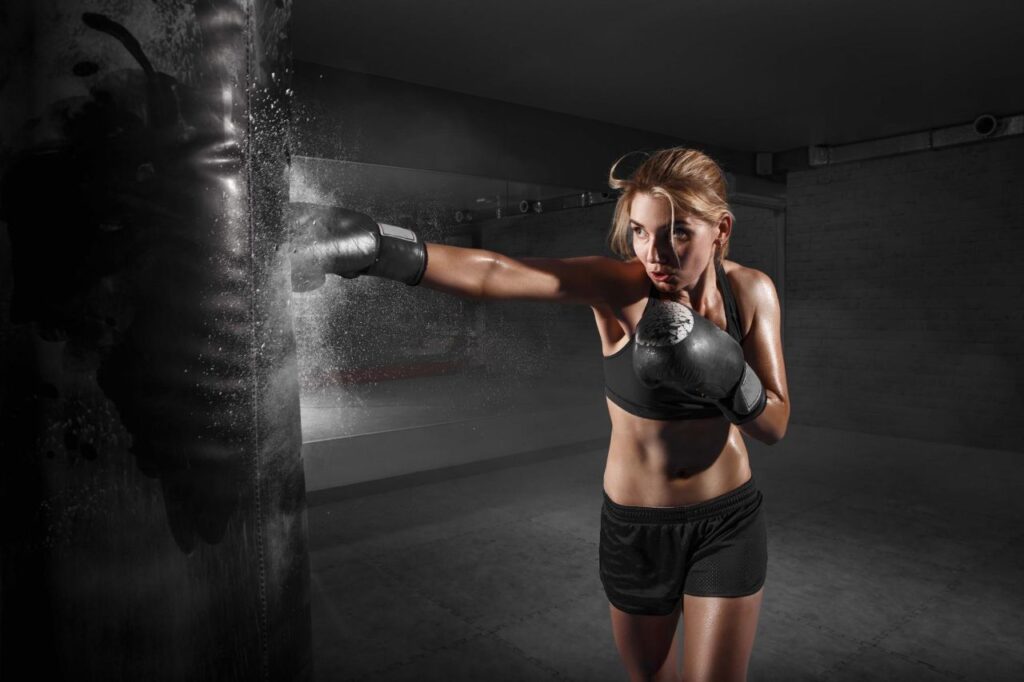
[607,148,734,263]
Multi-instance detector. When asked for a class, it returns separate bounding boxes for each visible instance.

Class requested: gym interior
[1,1,1022,681]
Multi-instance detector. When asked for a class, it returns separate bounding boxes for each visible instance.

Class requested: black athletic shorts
[599,477,767,616]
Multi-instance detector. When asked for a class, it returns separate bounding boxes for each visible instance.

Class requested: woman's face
[629,192,721,291]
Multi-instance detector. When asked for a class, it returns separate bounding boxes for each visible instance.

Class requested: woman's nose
[644,239,669,264]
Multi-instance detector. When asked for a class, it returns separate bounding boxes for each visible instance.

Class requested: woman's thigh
[609,602,683,682]
[681,588,764,682]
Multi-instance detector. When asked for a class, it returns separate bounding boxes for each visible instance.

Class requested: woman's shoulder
[722,259,776,297]
[582,256,648,306]
[721,260,781,329]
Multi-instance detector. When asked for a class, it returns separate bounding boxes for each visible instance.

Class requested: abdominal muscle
[602,398,752,507]
[594,261,753,508]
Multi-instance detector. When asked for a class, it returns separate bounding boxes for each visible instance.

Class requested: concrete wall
[785,136,1024,451]
[291,61,754,188]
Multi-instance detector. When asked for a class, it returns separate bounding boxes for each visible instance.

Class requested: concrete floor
[307,424,1024,681]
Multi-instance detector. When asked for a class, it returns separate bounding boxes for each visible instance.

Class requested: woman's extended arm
[288,202,637,305]
[422,243,637,305]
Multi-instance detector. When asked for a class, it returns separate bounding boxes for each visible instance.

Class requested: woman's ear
[716,214,734,243]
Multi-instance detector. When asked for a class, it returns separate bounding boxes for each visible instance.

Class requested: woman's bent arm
[738,270,791,444]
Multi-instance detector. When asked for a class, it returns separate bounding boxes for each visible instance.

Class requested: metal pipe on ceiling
[808,113,1024,167]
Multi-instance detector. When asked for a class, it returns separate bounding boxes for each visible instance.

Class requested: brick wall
[731,204,782,287]
[785,136,1024,451]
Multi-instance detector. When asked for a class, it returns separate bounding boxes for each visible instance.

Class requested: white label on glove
[636,299,694,346]
[379,223,417,242]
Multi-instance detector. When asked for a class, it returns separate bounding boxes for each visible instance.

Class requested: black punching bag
[0,1,310,680]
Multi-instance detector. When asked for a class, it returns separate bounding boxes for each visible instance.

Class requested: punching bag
[0,1,311,680]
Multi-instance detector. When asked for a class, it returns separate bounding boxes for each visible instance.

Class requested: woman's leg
[609,602,683,682]
[680,588,764,682]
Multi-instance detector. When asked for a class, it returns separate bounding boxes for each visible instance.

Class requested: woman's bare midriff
[595,258,754,508]
[602,396,752,508]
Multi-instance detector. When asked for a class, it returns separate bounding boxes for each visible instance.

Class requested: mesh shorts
[599,477,767,616]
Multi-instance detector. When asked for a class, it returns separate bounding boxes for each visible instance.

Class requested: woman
[291,147,790,682]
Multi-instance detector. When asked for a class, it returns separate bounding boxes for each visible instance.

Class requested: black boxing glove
[289,202,428,292]
[633,297,767,424]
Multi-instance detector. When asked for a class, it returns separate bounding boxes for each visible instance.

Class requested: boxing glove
[289,202,428,292]
[633,298,767,424]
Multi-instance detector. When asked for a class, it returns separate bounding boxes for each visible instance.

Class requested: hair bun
[609,150,651,185]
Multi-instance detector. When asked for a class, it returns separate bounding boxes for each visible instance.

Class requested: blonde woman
[291,148,790,682]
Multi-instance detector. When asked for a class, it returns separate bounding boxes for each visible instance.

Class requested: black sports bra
[602,261,744,420]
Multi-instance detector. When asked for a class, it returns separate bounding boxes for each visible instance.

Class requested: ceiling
[292,0,1024,153]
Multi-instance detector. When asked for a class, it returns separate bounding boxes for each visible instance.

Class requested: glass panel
[288,157,599,441]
